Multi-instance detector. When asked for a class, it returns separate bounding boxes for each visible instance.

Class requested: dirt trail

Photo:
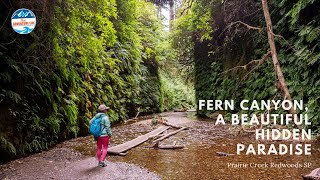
[0,144,159,180]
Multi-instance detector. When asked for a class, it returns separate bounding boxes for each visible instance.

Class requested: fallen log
[159,121,186,129]
[153,117,185,129]
[303,168,320,180]
[157,145,184,149]
[153,127,188,144]
[216,152,235,156]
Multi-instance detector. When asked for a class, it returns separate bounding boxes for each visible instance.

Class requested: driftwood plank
[108,126,170,155]
[157,145,184,149]
[160,121,185,129]
[152,127,188,144]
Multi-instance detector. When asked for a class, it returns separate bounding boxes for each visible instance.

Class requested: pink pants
[96,136,109,162]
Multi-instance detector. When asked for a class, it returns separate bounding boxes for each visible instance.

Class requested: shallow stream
[71,112,320,179]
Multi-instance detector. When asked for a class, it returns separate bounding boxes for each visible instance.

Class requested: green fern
[0,136,16,155]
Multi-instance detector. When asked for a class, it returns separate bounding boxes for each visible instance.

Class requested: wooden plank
[108,126,170,155]
[152,127,188,144]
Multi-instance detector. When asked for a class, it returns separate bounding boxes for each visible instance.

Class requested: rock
[303,168,320,180]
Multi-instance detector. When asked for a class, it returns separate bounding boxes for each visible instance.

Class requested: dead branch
[125,109,140,124]
[220,51,271,75]
[221,20,263,37]
[269,29,298,52]
[230,51,271,97]
[133,109,140,119]
[219,19,264,40]
[240,51,271,81]
[233,21,263,31]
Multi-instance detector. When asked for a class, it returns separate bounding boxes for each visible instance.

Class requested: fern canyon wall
[173,0,320,135]
[0,0,195,162]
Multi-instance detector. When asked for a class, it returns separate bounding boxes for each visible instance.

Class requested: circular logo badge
[11,8,36,34]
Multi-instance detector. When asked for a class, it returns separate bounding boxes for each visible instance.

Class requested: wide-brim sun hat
[98,104,110,111]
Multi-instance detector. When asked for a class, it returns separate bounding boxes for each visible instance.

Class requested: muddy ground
[1,112,319,180]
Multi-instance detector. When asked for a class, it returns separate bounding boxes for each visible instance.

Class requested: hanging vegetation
[173,0,320,131]
[0,0,194,163]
